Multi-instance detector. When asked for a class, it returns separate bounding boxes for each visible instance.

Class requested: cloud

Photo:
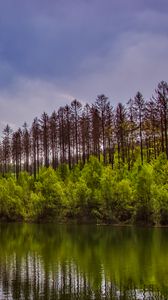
[0,0,167,132]
[0,0,148,82]
[0,29,168,132]
[0,1,167,85]
[0,77,76,132]
[64,31,168,104]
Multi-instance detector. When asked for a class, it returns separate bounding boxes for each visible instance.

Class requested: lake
[0,224,168,299]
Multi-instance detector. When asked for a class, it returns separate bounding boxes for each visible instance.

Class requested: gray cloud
[0,77,75,133]
[0,0,167,131]
[1,0,165,81]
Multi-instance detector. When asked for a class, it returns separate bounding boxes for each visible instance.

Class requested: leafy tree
[135,164,154,224]
[35,167,66,220]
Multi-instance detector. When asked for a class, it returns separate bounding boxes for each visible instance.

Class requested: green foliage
[113,179,134,221]
[0,177,24,220]
[134,164,154,224]
[56,163,70,182]
[1,155,168,225]
[72,179,92,218]
[81,156,102,189]
[69,164,81,183]
[35,167,66,220]
[153,153,168,185]
[100,167,134,222]
[151,184,168,225]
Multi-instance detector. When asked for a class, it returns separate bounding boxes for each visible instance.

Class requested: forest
[0,80,168,225]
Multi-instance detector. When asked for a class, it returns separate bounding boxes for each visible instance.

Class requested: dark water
[0,224,168,299]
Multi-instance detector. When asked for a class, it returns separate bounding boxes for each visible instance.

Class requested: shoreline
[0,219,168,228]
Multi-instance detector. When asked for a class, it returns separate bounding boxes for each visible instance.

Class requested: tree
[64,105,72,169]
[144,99,158,161]
[95,94,112,164]
[115,103,128,166]
[90,106,101,160]
[71,99,82,164]
[12,128,22,179]
[105,102,114,166]
[40,112,50,168]
[22,122,30,172]
[58,107,66,164]
[2,124,12,175]
[133,92,145,164]
[31,118,40,179]
[80,104,91,165]
[49,111,58,169]
[156,81,168,159]
[127,98,137,169]
[95,94,112,163]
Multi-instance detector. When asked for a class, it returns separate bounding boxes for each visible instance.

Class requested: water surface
[0,224,168,299]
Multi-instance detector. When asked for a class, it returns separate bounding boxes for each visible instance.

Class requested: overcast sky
[0,0,168,132]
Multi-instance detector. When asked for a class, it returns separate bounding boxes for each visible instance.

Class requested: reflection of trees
[0,224,168,299]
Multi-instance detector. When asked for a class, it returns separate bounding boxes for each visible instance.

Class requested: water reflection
[0,224,168,299]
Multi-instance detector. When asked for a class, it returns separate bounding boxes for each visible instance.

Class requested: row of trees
[1,81,168,178]
[1,153,168,225]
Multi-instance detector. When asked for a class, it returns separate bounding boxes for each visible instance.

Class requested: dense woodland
[0,81,168,224]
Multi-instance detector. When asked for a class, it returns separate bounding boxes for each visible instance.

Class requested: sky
[0,0,168,132]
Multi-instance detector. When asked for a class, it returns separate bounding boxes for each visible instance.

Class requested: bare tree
[133,92,145,164]
[2,124,12,174]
